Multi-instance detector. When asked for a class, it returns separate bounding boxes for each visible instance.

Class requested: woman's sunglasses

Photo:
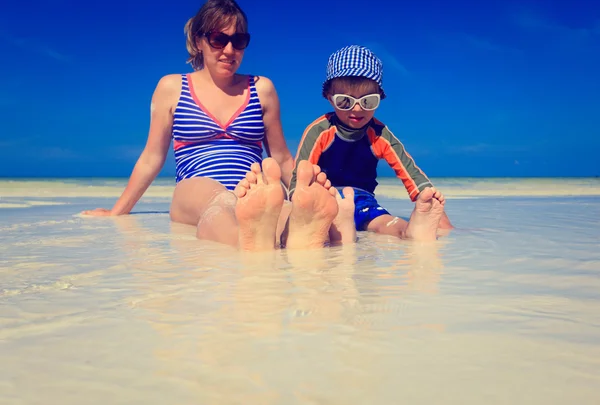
[202,31,251,50]
[331,93,380,111]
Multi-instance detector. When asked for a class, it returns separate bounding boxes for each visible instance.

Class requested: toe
[234,185,247,198]
[250,162,261,174]
[262,158,282,185]
[342,187,354,200]
[246,171,258,184]
[316,171,327,186]
[297,160,314,186]
[334,188,342,200]
[234,179,248,197]
[419,187,434,201]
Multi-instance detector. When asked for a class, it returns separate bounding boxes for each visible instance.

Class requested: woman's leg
[170,177,240,248]
[170,158,357,251]
[170,158,289,251]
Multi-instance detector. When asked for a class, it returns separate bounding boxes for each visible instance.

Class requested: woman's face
[198,21,248,77]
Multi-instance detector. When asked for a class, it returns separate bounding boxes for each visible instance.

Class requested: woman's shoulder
[151,74,185,101]
[156,73,185,89]
[250,75,277,97]
[248,75,275,87]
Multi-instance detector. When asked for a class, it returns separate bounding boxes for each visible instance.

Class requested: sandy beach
[1,178,599,404]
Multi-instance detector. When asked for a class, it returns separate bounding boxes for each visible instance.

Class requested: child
[289,45,452,240]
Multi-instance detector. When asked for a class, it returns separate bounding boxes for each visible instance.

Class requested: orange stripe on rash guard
[308,127,337,164]
[293,114,331,163]
[374,118,430,183]
[367,128,420,201]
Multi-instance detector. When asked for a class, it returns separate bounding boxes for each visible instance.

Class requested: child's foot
[404,187,445,242]
[285,160,339,249]
[329,187,357,244]
[234,158,285,251]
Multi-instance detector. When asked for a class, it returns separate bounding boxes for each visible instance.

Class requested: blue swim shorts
[337,187,390,231]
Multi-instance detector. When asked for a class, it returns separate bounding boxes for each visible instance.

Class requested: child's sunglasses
[202,31,251,50]
[331,94,380,111]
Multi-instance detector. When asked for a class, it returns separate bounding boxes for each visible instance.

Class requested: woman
[83,0,349,251]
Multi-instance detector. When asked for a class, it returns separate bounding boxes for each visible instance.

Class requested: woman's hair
[322,76,384,99]
[184,0,248,70]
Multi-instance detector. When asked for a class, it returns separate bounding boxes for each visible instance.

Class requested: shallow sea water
[1,179,599,404]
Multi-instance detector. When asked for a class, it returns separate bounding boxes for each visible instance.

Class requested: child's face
[328,80,380,129]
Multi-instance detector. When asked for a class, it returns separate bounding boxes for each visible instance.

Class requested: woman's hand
[81,208,117,216]
[82,75,178,218]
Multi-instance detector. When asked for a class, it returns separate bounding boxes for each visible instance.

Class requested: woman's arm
[254,76,294,188]
[83,74,179,216]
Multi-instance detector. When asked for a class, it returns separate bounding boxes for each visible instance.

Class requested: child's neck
[333,115,371,140]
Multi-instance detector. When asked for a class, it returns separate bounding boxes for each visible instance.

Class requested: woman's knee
[171,177,233,224]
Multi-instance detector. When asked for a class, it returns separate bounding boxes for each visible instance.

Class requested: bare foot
[285,160,339,249]
[279,163,328,248]
[234,158,285,251]
[404,187,445,242]
[329,187,357,245]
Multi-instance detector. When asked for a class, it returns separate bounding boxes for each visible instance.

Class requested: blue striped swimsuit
[172,74,265,190]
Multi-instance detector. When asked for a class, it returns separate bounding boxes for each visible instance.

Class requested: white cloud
[109,145,145,160]
[429,31,521,54]
[362,42,410,76]
[0,31,71,62]
[463,35,522,54]
[446,143,529,155]
[34,147,87,160]
[0,145,93,162]
[514,12,600,49]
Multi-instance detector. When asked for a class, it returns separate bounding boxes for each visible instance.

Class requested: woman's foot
[234,158,285,251]
[285,160,339,249]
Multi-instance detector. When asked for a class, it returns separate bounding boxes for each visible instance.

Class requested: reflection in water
[3,194,600,404]
[111,216,448,402]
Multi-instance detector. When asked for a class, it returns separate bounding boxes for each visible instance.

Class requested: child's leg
[349,188,401,236]
[367,214,450,238]
[329,187,357,245]
[366,187,446,242]
[365,214,409,236]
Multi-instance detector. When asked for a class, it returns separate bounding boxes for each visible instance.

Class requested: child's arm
[289,115,334,195]
[375,125,453,227]
[375,126,432,201]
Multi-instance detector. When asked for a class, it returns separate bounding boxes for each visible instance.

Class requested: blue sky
[0,0,599,178]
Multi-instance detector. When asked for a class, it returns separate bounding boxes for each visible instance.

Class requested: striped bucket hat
[322,45,386,99]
